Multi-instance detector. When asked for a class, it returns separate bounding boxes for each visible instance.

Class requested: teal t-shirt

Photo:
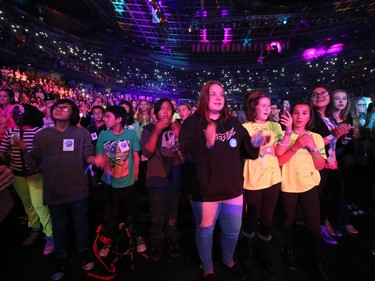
[96,129,140,188]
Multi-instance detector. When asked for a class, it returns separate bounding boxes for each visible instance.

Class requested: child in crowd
[87,106,107,147]
[241,91,291,276]
[0,88,16,141]
[95,106,146,257]
[0,104,54,255]
[24,99,100,281]
[141,98,182,261]
[179,81,264,281]
[308,86,353,245]
[119,100,141,141]
[176,103,191,124]
[277,101,329,281]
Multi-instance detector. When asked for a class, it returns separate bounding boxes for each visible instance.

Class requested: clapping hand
[251,131,268,148]
[293,134,316,150]
[205,122,217,148]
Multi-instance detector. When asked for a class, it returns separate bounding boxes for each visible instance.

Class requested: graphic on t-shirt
[103,139,130,178]
[215,127,236,142]
[160,130,177,157]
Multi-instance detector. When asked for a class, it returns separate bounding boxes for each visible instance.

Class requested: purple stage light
[200,29,209,43]
[223,27,232,43]
[326,43,344,54]
[222,9,229,17]
[303,48,325,60]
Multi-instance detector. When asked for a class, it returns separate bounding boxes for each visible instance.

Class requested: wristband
[285,131,293,136]
[278,141,289,146]
[310,147,319,153]
[326,134,335,142]
[206,143,214,149]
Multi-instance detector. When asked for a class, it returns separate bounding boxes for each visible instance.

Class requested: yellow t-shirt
[281,131,327,193]
[242,121,283,190]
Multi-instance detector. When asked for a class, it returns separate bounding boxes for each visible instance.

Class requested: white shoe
[136,236,147,253]
[43,236,55,255]
[99,244,111,257]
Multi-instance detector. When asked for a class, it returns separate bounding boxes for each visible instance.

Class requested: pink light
[303,48,326,60]
[326,43,344,54]
[200,29,209,43]
[222,27,232,44]
[221,9,229,17]
[269,41,282,53]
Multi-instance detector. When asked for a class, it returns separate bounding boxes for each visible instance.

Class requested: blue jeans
[147,186,181,246]
[48,198,89,257]
[191,195,243,274]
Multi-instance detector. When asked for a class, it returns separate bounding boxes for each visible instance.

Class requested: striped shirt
[0,127,43,172]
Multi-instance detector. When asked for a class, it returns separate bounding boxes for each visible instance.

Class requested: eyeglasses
[356,104,366,107]
[209,92,225,98]
[310,91,329,99]
[53,105,71,112]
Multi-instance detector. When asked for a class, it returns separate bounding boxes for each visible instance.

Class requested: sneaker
[284,249,297,271]
[99,244,112,257]
[43,236,55,256]
[203,273,218,280]
[136,236,147,253]
[150,246,162,261]
[23,229,40,245]
[321,226,338,245]
[346,224,359,235]
[169,242,181,258]
[325,220,343,237]
[350,203,365,215]
[224,263,247,281]
[51,257,66,281]
[79,249,95,271]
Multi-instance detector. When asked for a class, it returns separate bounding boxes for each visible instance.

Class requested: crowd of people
[1,5,374,102]
[1,65,375,281]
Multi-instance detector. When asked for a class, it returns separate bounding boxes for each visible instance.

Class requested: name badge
[229,138,238,148]
[91,132,98,140]
[11,133,20,145]
[118,140,129,153]
[63,139,74,151]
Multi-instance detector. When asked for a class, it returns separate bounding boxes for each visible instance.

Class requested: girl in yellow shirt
[278,101,330,281]
[241,91,292,275]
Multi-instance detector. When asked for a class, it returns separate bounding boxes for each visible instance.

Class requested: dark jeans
[102,183,140,240]
[243,183,280,237]
[281,188,321,259]
[48,198,89,257]
[147,186,180,246]
[318,169,348,228]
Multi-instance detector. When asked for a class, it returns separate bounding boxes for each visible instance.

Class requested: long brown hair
[291,101,315,130]
[197,81,229,122]
[327,89,351,121]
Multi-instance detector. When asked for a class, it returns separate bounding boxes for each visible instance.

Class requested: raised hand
[279,110,293,131]
[251,131,266,148]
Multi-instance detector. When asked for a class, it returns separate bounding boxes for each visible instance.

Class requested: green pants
[13,173,53,237]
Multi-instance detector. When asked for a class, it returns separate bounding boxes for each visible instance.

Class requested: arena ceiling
[9,0,375,70]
